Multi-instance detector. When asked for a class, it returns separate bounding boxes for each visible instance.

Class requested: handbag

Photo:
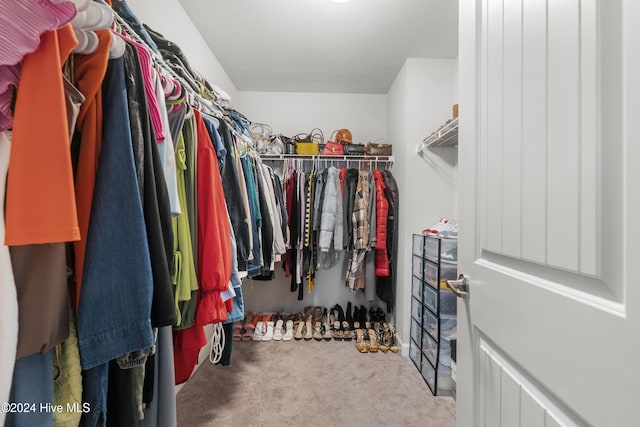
[366,141,392,156]
[251,123,275,154]
[322,140,345,156]
[293,128,323,155]
[344,143,366,156]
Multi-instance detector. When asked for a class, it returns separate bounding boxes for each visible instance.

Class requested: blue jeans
[77,57,154,426]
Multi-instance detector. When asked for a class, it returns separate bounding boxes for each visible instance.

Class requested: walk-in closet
[3,0,634,426]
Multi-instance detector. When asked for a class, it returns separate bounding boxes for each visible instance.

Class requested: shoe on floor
[252,321,264,341]
[262,321,275,341]
[273,319,284,341]
[282,320,294,341]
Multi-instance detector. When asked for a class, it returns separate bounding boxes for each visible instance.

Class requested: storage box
[411,296,423,322]
[412,234,424,256]
[422,360,453,395]
[440,289,457,316]
[411,319,421,344]
[439,315,457,338]
[412,255,423,278]
[425,235,457,263]
[423,282,438,314]
[424,236,440,263]
[422,331,438,366]
[424,261,439,287]
[410,339,421,368]
[422,309,438,339]
[412,275,422,300]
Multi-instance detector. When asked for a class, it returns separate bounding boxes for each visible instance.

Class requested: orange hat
[336,129,352,144]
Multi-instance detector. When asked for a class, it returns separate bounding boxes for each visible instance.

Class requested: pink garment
[119,31,165,142]
[0,65,20,131]
[0,0,77,67]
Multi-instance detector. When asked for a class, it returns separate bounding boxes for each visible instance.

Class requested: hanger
[109,31,126,59]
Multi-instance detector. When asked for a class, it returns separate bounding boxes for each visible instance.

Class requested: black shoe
[345,302,353,326]
[332,304,345,323]
[359,305,368,325]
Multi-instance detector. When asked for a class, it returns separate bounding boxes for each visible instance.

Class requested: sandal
[294,320,305,341]
[241,312,257,341]
[332,321,344,341]
[283,319,294,341]
[355,328,369,353]
[368,328,380,353]
[232,322,243,341]
[273,319,284,341]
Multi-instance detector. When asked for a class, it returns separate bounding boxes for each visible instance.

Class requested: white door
[456,0,640,426]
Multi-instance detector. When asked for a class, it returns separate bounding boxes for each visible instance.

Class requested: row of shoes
[232,313,297,342]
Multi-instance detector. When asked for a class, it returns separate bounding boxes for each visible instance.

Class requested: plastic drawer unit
[410,339,421,369]
[410,233,458,397]
[412,275,422,301]
[411,297,423,322]
[422,309,438,338]
[412,255,423,279]
[424,235,458,264]
[411,318,421,344]
[439,289,457,317]
[423,282,438,314]
[412,234,424,256]
[424,261,457,288]
[421,359,453,396]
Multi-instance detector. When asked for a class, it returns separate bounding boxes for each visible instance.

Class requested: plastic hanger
[69,0,90,12]
[109,31,126,59]
[72,29,99,55]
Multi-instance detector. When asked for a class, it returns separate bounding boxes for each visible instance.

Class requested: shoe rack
[410,233,458,396]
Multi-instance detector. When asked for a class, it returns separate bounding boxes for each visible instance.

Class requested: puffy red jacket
[373,170,390,276]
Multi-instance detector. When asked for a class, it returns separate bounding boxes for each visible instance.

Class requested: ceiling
[178,0,458,94]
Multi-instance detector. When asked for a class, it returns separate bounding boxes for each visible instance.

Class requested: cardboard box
[452,104,459,118]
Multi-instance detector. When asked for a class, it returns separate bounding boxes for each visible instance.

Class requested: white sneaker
[273,319,284,341]
[423,218,458,238]
[282,320,294,341]
[262,321,275,341]
[252,321,264,341]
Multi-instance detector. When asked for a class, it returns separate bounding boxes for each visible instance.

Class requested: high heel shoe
[378,323,391,353]
[368,328,380,353]
[355,328,369,353]
[303,307,314,341]
[294,319,305,341]
[389,324,399,353]
[345,302,353,327]
[313,307,323,341]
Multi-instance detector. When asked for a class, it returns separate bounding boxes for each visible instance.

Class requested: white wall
[234,91,389,315]
[125,0,237,99]
[234,91,386,142]
[386,58,457,352]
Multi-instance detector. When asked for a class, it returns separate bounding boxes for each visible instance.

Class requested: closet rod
[260,154,394,163]
[113,12,224,119]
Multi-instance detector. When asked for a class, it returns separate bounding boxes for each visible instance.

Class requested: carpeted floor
[176,340,456,427]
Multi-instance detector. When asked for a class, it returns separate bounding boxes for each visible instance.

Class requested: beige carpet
[176,340,456,427]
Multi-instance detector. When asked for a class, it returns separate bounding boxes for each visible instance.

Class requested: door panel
[457,0,639,426]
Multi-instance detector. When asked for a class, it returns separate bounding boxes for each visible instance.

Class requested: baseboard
[397,336,410,357]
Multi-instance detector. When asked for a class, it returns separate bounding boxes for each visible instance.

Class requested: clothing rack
[113,12,223,119]
[260,154,394,171]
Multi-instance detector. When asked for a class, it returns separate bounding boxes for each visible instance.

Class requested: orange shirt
[5,25,80,245]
